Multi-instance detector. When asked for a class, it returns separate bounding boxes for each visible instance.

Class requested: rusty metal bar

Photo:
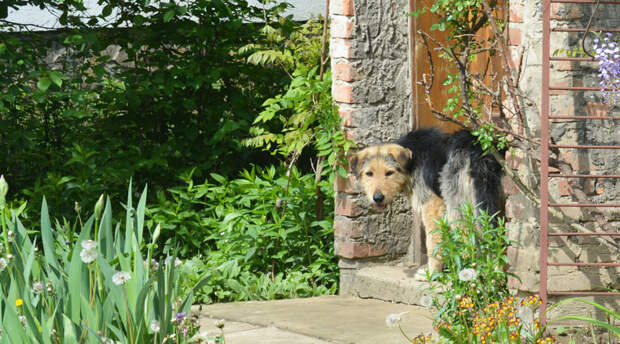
[552,27,620,33]
[549,262,620,267]
[550,0,620,3]
[549,174,620,178]
[550,115,619,120]
[550,57,596,62]
[550,86,620,91]
[539,0,551,325]
[549,203,620,207]
[549,232,620,236]
[548,291,620,296]
[550,144,620,149]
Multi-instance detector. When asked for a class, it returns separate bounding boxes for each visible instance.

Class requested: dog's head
[348,144,413,211]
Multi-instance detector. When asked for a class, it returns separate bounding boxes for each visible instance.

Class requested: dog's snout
[373,192,385,203]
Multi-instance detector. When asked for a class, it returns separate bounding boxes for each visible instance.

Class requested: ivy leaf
[37,77,52,91]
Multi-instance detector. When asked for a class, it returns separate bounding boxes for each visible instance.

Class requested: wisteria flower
[593,33,620,106]
[150,320,161,333]
[385,311,409,328]
[458,268,478,282]
[0,257,7,271]
[112,271,131,285]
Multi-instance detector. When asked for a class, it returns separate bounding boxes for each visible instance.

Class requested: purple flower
[593,33,620,107]
[176,312,187,321]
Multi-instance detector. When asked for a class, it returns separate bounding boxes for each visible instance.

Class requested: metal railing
[540,0,620,324]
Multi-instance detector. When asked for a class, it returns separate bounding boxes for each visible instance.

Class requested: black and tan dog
[348,128,504,277]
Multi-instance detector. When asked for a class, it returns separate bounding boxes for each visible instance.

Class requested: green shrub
[0,179,214,343]
[148,166,338,303]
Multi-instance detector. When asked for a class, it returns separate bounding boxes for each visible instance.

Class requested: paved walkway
[193,295,434,344]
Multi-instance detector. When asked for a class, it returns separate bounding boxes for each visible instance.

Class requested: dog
[348,128,504,277]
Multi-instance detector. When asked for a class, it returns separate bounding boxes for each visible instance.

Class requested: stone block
[550,3,583,20]
[330,0,354,16]
[331,15,354,39]
[508,26,521,46]
[332,82,354,103]
[330,38,353,59]
[333,61,359,82]
[335,239,385,259]
[335,194,364,217]
[509,2,524,23]
[334,215,363,238]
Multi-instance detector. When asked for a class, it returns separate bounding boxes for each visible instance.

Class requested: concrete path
[193,295,434,344]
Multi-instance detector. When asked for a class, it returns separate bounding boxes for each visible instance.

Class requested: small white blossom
[112,271,131,285]
[19,315,26,327]
[0,257,7,271]
[419,295,432,308]
[174,258,182,267]
[80,248,98,264]
[458,268,478,282]
[150,320,161,333]
[100,336,114,344]
[385,311,408,328]
[32,281,44,294]
[81,240,97,250]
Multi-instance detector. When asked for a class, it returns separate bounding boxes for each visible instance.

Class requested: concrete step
[194,295,433,344]
[345,265,432,306]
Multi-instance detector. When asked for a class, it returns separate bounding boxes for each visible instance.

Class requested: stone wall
[331,0,620,314]
[504,0,620,316]
[330,0,416,293]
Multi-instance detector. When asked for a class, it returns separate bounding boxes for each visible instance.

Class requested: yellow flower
[16,299,23,307]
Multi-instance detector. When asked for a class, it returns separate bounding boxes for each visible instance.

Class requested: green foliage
[426,205,515,327]
[148,166,338,303]
[0,181,215,343]
[0,0,292,219]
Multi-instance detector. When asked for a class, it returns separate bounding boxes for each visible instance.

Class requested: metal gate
[540,0,620,323]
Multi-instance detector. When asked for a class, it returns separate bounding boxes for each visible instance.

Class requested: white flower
[19,315,26,327]
[0,257,7,271]
[419,295,432,308]
[32,281,44,294]
[174,258,182,267]
[385,311,408,328]
[100,336,114,344]
[81,240,97,250]
[458,268,478,282]
[112,271,131,285]
[80,248,98,264]
[150,320,161,333]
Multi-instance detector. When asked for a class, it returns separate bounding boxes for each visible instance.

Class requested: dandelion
[458,268,478,282]
[16,299,23,307]
[385,311,409,328]
[150,320,161,333]
[0,257,7,271]
[81,240,97,250]
[32,281,44,294]
[112,271,131,285]
[80,247,98,264]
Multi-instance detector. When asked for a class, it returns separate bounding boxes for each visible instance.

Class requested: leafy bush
[1,0,293,220]
[0,179,213,343]
[148,166,338,303]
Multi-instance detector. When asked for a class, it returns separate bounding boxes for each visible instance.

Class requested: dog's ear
[347,151,362,176]
[387,145,413,173]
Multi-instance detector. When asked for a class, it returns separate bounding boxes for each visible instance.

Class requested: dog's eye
[385,171,394,177]
[365,171,374,177]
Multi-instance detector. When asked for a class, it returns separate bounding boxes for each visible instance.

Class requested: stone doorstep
[346,265,434,306]
[193,295,433,344]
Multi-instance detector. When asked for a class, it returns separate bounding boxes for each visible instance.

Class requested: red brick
[339,107,353,127]
[334,175,357,193]
[335,194,363,217]
[555,60,575,71]
[502,176,520,195]
[332,82,354,103]
[334,61,358,82]
[505,198,524,219]
[330,0,354,16]
[585,102,609,117]
[335,240,385,259]
[331,16,354,39]
[557,179,571,196]
[330,38,353,59]
[509,3,523,23]
[508,27,521,46]
[505,151,522,169]
[334,216,363,238]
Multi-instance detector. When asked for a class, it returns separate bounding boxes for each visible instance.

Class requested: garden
[1,0,619,343]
